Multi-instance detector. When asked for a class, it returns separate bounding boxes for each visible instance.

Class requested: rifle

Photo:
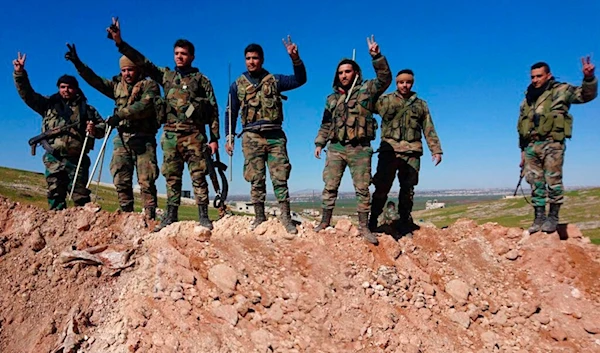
[513,167,525,197]
[28,122,80,156]
[204,147,229,211]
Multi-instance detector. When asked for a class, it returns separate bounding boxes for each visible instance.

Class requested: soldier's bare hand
[282,35,300,60]
[366,35,380,57]
[208,142,218,155]
[520,151,525,168]
[432,154,442,166]
[225,135,234,156]
[65,43,80,64]
[107,17,122,45]
[314,146,323,159]
[13,52,26,72]
[582,55,595,78]
[86,121,96,136]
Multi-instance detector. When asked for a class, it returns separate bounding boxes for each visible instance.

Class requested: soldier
[106,18,220,231]
[313,36,392,245]
[518,57,596,234]
[369,69,443,237]
[377,201,400,228]
[224,36,307,235]
[13,52,106,210]
[65,43,161,219]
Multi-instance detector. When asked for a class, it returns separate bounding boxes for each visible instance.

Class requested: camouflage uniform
[377,204,400,226]
[116,41,219,229]
[314,54,391,243]
[314,55,391,212]
[72,58,161,214]
[370,92,443,230]
[224,60,306,233]
[517,76,597,232]
[14,70,105,210]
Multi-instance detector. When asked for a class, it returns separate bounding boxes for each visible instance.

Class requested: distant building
[302,208,320,217]
[425,199,445,210]
[231,201,255,214]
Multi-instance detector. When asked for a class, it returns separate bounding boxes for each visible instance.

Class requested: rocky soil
[1,195,600,352]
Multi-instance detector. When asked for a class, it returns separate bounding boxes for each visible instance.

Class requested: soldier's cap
[119,55,136,69]
[56,75,79,89]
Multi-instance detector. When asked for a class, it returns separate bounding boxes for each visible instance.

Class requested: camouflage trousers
[43,152,91,210]
[524,141,565,207]
[242,130,291,203]
[161,130,209,206]
[321,142,373,212]
[109,133,159,210]
[371,151,421,221]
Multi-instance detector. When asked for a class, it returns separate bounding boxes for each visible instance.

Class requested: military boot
[121,204,134,212]
[528,206,546,234]
[154,205,178,232]
[541,203,560,233]
[145,206,156,220]
[198,204,213,230]
[278,201,298,235]
[397,212,415,238]
[314,209,333,232]
[358,212,379,245]
[369,197,386,231]
[251,202,267,229]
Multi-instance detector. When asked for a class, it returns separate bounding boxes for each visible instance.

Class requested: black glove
[65,43,81,65]
[107,115,122,127]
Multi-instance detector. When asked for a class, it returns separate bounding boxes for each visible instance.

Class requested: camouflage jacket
[375,91,443,155]
[74,61,161,135]
[225,60,307,136]
[517,77,597,149]
[117,41,219,143]
[14,70,105,157]
[378,207,400,226]
[314,55,391,147]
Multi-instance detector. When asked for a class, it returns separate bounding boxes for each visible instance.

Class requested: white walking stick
[69,132,90,201]
[92,124,111,201]
[228,62,233,182]
[87,125,112,188]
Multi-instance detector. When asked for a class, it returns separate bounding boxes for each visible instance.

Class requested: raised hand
[582,55,595,78]
[13,52,26,72]
[65,43,80,64]
[366,35,380,57]
[106,17,122,44]
[282,35,300,60]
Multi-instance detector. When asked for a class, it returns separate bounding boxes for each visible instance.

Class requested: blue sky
[1,0,599,197]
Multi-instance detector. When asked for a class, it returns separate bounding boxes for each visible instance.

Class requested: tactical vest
[329,89,377,143]
[162,71,207,128]
[42,98,93,156]
[381,96,423,142]
[236,74,283,126]
[518,85,573,142]
[113,79,160,134]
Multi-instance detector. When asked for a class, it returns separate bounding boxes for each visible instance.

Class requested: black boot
[279,201,298,235]
[358,212,379,245]
[369,197,386,231]
[397,211,415,238]
[154,205,178,232]
[198,204,213,230]
[528,206,546,234]
[541,203,560,233]
[145,206,156,220]
[314,209,333,232]
[121,203,134,212]
[251,202,267,229]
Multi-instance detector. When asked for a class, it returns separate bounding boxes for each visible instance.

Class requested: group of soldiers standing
[12,17,597,244]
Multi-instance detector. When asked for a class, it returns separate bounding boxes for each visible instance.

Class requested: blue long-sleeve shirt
[224,59,307,137]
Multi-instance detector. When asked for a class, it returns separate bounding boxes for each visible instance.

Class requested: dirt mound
[1,196,600,353]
